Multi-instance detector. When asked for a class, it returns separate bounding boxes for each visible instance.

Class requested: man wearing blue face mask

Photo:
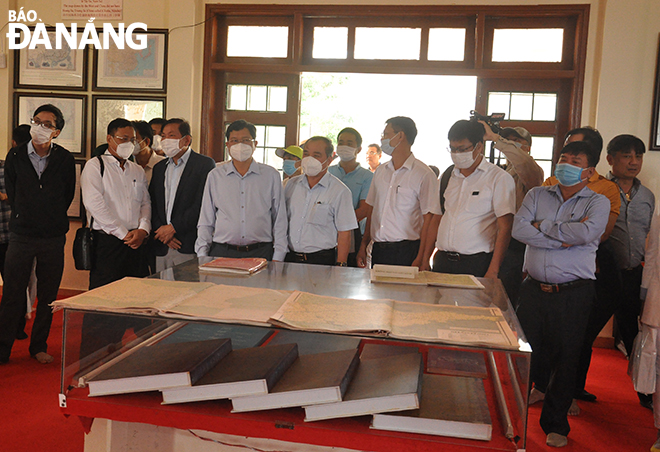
[196,119,287,261]
[513,141,609,448]
[329,127,373,267]
[276,145,303,184]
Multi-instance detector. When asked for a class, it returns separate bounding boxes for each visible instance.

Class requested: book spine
[265,344,299,391]
[188,340,233,385]
[338,350,360,397]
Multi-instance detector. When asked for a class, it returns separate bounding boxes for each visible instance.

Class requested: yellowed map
[371,270,485,289]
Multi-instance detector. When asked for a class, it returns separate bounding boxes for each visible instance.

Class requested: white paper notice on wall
[61,0,123,21]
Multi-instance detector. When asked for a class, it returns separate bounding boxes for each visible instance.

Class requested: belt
[216,242,272,252]
[527,277,592,293]
[290,248,336,261]
[373,240,419,249]
[438,250,490,262]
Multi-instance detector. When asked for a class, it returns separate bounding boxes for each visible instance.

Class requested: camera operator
[420,119,515,278]
[481,121,544,306]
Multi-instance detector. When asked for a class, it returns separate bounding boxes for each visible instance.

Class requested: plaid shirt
[0,161,11,244]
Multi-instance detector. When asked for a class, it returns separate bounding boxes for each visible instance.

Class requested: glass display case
[60,259,531,452]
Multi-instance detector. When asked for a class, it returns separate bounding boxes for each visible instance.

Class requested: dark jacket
[5,141,76,238]
[149,150,215,256]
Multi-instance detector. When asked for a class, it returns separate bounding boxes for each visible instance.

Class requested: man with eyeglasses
[196,119,287,261]
[0,104,76,364]
[149,118,215,272]
[366,143,382,173]
[78,118,152,359]
[420,120,515,278]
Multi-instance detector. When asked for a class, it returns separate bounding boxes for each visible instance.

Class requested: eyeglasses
[227,138,255,145]
[447,144,475,154]
[113,136,138,145]
[30,118,57,130]
[366,151,380,156]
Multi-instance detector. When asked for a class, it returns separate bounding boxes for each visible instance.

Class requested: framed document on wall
[68,159,85,220]
[93,29,168,92]
[13,92,87,156]
[92,95,166,148]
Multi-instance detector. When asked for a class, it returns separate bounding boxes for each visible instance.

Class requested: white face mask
[132,139,147,156]
[229,142,255,162]
[161,138,183,158]
[114,140,135,160]
[450,148,477,169]
[151,134,162,151]
[301,156,326,177]
[30,124,54,146]
[336,145,357,162]
[380,132,400,156]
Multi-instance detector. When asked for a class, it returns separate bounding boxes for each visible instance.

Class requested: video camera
[470,110,505,134]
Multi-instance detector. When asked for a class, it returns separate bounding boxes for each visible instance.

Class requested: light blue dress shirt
[27,140,50,178]
[328,163,373,234]
[195,160,288,260]
[164,148,191,224]
[513,184,610,284]
[285,172,358,253]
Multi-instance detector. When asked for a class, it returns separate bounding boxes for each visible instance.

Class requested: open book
[199,257,267,275]
[270,291,518,349]
[371,265,485,290]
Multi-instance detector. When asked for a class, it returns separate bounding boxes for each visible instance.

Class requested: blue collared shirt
[513,184,610,284]
[195,159,288,260]
[606,172,655,269]
[27,140,51,178]
[164,148,192,224]
[285,172,358,253]
[328,162,373,234]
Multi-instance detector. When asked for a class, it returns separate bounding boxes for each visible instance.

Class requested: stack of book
[198,257,267,275]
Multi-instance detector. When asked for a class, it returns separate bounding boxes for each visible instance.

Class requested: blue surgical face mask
[282,159,297,176]
[554,163,587,187]
[380,132,400,156]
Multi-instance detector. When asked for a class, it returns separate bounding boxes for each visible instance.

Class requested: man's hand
[166,237,182,250]
[356,245,367,268]
[484,269,499,279]
[155,224,176,244]
[0,192,7,202]
[123,229,148,249]
[532,221,541,230]
[478,120,500,142]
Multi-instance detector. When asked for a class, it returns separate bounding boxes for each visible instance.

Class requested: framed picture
[14,27,88,90]
[92,95,166,149]
[14,92,87,156]
[68,159,85,220]
[651,35,660,150]
[93,29,168,92]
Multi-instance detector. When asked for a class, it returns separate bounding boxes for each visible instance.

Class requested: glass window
[487,92,511,119]
[268,86,288,112]
[532,93,557,121]
[510,93,534,121]
[227,85,247,110]
[227,26,289,58]
[313,27,348,59]
[492,28,563,63]
[488,92,557,121]
[251,125,287,166]
[428,28,466,61]
[247,85,268,111]
[530,136,554,161]
[354,27,422,60]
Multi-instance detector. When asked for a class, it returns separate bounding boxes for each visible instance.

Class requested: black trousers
[498,238,526,308]
[432,250,493,278]
[0,233,65,360]
[80,232,150,360]
[516,278,594,436]
[285,248,336,266]
[371,240,420,268]
[209,242,274,260]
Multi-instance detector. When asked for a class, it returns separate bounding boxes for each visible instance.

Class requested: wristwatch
[335,261,348,267]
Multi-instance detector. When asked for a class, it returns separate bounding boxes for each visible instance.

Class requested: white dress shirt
[366,153,441,242]
[164,148,191,224]
[142,151,165,184]
[436,157,515,255]
[81,152,151,240]
[195,160,288,260]
[285,172,358,253]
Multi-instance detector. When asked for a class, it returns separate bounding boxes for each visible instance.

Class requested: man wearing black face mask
[513,141,609,448]
[0,104,75,364]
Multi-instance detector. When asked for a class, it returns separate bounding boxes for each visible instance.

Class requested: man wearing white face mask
[132,120,165,184]
[150,118,215,272]
[420,120,515,278]
[0,104,75,364]
[285,136,357,266]
[328,127,373,267]
[356,116,441,268]
[196,119,287,261]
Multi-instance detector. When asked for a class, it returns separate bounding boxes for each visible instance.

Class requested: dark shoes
[574,390,597,402]
[639,392,653,410]
[16,330,28,340]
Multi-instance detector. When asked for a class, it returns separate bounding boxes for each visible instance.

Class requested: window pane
[537,160,551,181]
[428,28,465,61]
[492,29,563,63]
[266,125,286,148]
[313,27,348,59]
[509,93,533,121]
[488,92,511,119]
[227,84,247,110]
[267,86,288,112]
[533,93,557,121]
[264,147,279,167]
[354,27,421,60]
[530,136,554,161]
[247,85,267,111]
[253,147,266,164]
[255,125,266,146]
[227,26,289,58]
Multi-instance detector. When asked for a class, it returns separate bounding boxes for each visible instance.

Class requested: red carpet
[0,300,656,451]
